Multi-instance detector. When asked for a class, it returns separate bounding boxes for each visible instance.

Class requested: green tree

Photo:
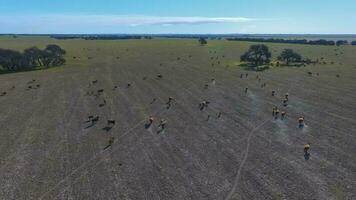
[23,47,44,67]
[336,40,348,46]
[198,38,208,45]
[0,45,66,72]
[278,49,302,65]
[240,44,271,67]
[42,44,66,67]
[0,49,29,71]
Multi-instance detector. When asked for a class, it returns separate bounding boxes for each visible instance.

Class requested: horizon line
[2,33,356,35]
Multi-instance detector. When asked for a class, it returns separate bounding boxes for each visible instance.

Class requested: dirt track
[1,39,356,200]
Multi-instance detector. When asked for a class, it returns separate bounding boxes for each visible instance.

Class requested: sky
[0,0,355,34]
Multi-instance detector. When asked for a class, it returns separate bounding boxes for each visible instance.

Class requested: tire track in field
[224,119,270,200]
[56,86,82,198]
[224,76,296,200]
[171,72,273,199]
[135,67,265,198]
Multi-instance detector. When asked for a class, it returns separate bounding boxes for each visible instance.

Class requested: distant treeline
[227,38,356,46]
[17,34,355,44]
[51,35,146,40]
[50,34,220,40]
[0,45,66,73]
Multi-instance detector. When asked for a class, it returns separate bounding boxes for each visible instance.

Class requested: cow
[275,109,280,119]
[104,136,115,150]
[304,143,310,153]
[281,111,286,120]
[283,98,288,107]
[107,120,115,126]
[148,116,154,124]
[92,116,100,123]
[298,117,305,128]
[150,98,157,104]
[27,79,36,84]
[199,101,210,110]
[158,119,167,130]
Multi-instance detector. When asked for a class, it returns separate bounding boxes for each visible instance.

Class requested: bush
[198,38,208,45]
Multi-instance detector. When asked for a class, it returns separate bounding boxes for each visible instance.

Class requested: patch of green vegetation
[238,63,270,71]
[272,192,284,200]
[330,184,346,200]
[319,159,328,169]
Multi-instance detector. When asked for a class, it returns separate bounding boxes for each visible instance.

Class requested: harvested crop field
[1,37,356,200]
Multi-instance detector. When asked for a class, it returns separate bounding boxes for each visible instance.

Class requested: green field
[1,37,356,200]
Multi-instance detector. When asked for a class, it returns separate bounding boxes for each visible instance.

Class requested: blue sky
[0,0,355,34]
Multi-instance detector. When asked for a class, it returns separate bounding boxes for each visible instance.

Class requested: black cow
[92,116,100,123]
[107,120,115,126]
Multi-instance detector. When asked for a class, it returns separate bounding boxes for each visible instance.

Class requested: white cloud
[0,14,265,34]
[116,16,257,26]
[0,14,257,26]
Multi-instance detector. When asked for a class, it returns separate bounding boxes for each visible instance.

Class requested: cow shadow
[145,123,152,129]
[85,123,96,129]
[304,152,310,160]
[157,128,165,134]
[102,126,113,132]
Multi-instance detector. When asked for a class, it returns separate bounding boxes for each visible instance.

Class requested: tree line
[51,35,143,40]
[0,44,66,72]
[227,37,356,46]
